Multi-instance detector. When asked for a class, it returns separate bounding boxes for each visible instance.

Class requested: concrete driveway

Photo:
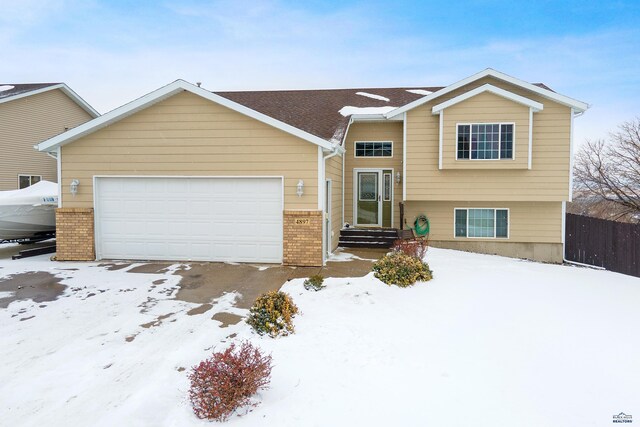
[0,247,386,322]
[110,248,385,309]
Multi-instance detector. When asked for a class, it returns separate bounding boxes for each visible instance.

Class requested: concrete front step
[340,228,398,235]
[338,227,399,249]
[338,241,393,248]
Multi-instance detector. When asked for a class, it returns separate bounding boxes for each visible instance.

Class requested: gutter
[323,146,342,161]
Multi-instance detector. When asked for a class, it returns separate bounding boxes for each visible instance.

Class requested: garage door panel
[96,177,283,263]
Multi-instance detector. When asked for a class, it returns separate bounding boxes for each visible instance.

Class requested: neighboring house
[36,69,588,266]
[0,83,98,190]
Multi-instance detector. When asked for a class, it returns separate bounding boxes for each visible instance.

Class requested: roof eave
[431,84,544,114]
[0,83,99,118]
[383,68,589,118]
[37,80,334,152]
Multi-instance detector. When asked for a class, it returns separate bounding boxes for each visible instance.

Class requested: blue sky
[2,0,639,145]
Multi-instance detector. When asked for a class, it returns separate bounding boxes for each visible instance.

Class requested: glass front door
[356,169,393,227]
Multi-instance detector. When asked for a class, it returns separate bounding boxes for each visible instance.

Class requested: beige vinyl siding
[344,122,403,227]
[442,91,529,169]
[0,89,92,190]
[60,91,319,209]
[325,154,343,251]
[404,201,563,243]
[406,76,572,202]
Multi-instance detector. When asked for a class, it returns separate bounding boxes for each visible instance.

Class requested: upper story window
[355,141,392,158]
[457,123,514,160]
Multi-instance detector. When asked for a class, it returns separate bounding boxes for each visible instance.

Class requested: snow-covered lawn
[1,248,639,426]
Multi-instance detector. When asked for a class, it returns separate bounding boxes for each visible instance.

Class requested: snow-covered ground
[1,249,639,426]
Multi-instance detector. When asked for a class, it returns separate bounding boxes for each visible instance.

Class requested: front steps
[338,227,399,249]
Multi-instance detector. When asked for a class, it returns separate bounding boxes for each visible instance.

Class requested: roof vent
[196,82,202,87]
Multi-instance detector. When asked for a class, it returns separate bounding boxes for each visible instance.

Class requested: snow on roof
[355,92,390,102]
[406,89,433,96]
[0,85,15,92]
[339,106,398,117]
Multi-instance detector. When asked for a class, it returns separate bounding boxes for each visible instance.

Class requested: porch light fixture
[395,172,402,185]
[70,179,79,196]
[296,179,304,197]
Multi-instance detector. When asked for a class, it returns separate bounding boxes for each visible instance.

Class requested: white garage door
[95,177,283,263]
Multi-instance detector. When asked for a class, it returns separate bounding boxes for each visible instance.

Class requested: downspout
[45,149,62,207]
[321,144,345,263]
[323,147,342,161]
[340,117,354,228]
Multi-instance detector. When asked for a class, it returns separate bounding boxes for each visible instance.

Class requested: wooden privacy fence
[565,213,640,277]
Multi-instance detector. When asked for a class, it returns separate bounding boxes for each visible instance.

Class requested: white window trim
[455,123,516,161]
[383,173,392,201]
[354,141,393,158]
[18,174,42,189]
[352,168,394,228]
[454,208,510,239]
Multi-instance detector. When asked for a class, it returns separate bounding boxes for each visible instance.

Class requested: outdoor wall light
[296,179,304,197]
[395,172,402,185]
[70,179,80,196]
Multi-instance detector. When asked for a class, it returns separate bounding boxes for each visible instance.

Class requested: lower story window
[455,208,509,238]
[18,175,41,189]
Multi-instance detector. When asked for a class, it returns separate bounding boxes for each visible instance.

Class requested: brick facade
[55,208,96,261]
[283,210,323,266]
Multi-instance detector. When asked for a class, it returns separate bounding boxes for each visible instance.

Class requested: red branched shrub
[188,341,273,421]
[391,238,429,260]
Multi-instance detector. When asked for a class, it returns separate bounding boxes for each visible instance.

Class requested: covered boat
[0,181,58,240]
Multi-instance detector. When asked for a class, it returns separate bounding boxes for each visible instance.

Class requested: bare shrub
[391,238,429,260]
[188,341,272,421]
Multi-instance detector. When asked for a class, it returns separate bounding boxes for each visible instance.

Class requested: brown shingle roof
[0,83,60,100]
[216,83,552,143]
[216,86,442,143]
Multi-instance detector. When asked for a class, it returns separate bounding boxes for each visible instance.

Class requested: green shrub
[303,274,325,291]
[246,291,299,337]
[372,252,433,287]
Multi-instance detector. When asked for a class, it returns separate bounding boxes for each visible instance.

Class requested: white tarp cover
[0,181,58,206]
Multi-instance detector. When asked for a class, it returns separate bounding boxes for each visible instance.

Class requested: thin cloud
[0,1,637,145]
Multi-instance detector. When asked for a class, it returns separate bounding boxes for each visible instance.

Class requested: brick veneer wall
[56,208,96,261]
[283,210,323,266]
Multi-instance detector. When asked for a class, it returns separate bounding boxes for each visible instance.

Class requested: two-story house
[36,69,587,266]
[0,83,98,190]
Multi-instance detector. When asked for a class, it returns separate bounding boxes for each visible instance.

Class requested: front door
[355,169,392,227]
